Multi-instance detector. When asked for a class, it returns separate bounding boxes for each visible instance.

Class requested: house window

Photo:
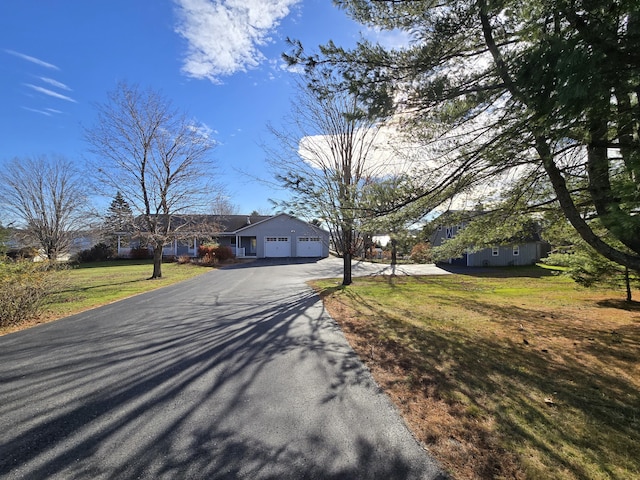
[437,225,442,231]
[492,246,500,256]
[513,245,520,256]
[446,227,454,239]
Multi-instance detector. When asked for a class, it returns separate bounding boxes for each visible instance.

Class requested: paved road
[0,258,449,479]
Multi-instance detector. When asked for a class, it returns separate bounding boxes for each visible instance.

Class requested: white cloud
[173,0,300,82]
[39,77,72,91]
[22,106,52,116]
[362,26,413,50]
[5,49,59,70]
[187,120,218,141]
[24,83,77,103]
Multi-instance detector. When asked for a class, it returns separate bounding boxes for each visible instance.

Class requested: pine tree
[292,0,640,272]
[103,191,134,250]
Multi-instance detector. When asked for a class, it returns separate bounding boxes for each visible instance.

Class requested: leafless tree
[0,155,89,261]
[267,61,469,284]
[267,70,395,285]
[210,193,239,216]
[85,81,218,278]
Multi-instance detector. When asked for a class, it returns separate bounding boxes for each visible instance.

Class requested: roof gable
[235,213,328,234]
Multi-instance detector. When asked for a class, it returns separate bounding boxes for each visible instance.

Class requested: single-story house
[116,213,330,259]
[430,212,550,267]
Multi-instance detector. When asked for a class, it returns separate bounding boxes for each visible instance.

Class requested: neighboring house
[4,229,101,261]
[430,212,550,267]
[116,213,330,259]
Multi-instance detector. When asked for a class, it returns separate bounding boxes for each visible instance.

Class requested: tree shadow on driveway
[0,273,447,480]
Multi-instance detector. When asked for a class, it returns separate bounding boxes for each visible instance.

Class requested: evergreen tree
[288,0,640,272]
[103,191,134,250]
[542,217,639,302]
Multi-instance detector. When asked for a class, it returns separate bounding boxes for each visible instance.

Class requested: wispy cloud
[39,77,72,91]
[5,49,60,70]
[187,121,219,142]
[24,83,77,103]
[22,106,53,116]
[173,0,301,83]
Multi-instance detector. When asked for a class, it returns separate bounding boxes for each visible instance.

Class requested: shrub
[76,243,114,263]
[197,244,234,265]
[197,244,212,258]
[213,245,234,262]
[130,246,152,259]
[6,246,39,260]
[0,259,61,328]
[177,255,192,264]
[410,242,432,264]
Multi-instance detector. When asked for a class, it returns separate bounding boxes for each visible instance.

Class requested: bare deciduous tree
[0,155,88,261]
[210,193,239,216]
[85,81,217,278]
[267,70,393,285]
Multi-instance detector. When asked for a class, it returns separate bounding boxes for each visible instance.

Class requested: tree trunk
[391,238,397,266]
[625,267,632,303]
[536,136,640,271]
[343,252,352,286]
[151,245,163,279]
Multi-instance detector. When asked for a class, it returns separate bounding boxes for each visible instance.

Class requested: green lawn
[313,267,640,479]
[42,260,211,321]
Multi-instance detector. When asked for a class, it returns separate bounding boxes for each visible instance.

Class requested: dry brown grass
[313,268,640,479]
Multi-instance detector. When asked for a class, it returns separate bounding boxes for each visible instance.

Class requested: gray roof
[168,214,274,233]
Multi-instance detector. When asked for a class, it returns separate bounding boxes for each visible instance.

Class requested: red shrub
[197,244,234,263]
[213,245,233,261]
[410,242,432,264]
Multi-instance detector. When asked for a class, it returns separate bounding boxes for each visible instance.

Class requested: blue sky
[0,0,403,214]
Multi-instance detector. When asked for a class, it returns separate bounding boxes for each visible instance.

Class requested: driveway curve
[0,258,449,479]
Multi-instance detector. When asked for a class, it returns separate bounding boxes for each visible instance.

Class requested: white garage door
[264,236,290,257]
[296,236,323,257]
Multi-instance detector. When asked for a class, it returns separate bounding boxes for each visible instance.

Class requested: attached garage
[296,236,323,257]
[234,214,330,259]
[264,236,291,257]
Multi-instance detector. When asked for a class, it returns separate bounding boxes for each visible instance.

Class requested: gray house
[430,213,549,267]
[116,213,330,259]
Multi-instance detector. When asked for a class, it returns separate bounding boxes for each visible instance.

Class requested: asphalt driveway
[0,258,449,479]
